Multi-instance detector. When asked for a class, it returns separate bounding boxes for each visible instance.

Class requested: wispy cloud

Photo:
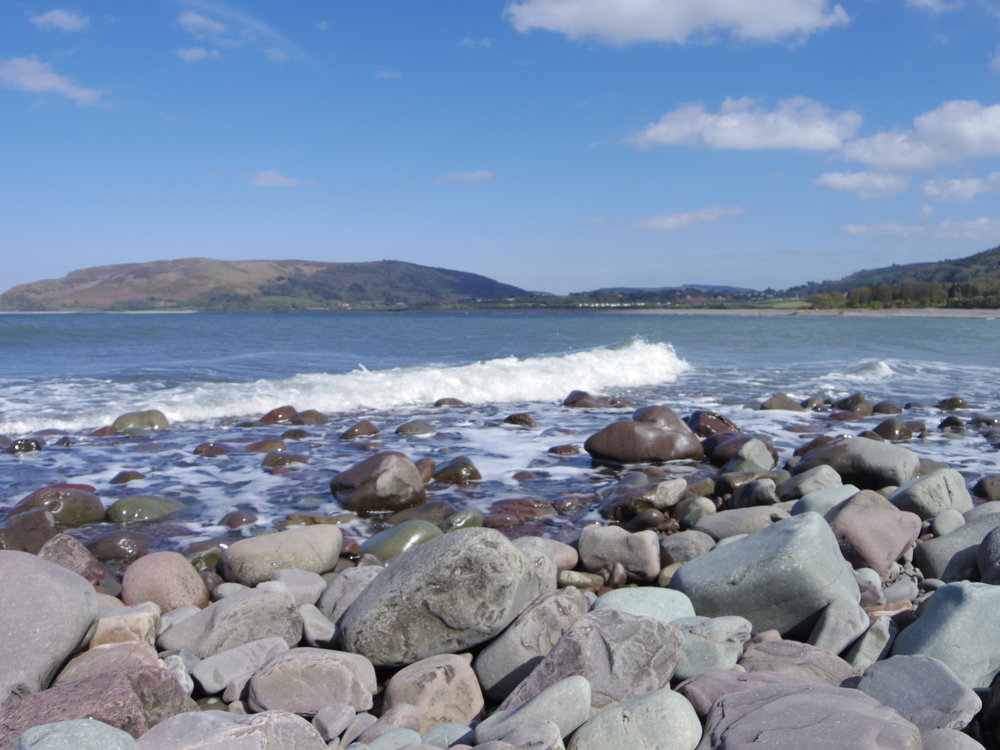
[505,0,849,45]
[251,170,317,188]
[374,69,402,79]
[921,172,1000,201]
[0,56,100,106]
[629,97,860,151]
[460,36,493,48]
[436,170,495,184]
[906,0,962,11]
[176,1,307,63]
[841,217,1000,240]
[634,206,746,231]
[814,171,909,199]
[30,9,89,32]
[179,10,227,37]
[584,216,611,225]
[176,47,220,62]
[841,222,925,237]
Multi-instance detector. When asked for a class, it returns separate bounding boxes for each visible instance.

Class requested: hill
[0,258,531,312]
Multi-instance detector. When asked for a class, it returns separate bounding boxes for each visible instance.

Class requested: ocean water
[1,311,998,550]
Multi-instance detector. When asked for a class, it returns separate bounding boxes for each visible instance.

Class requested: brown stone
[330,451,427,515]
[292,409,328,425]
[260,405,298,424]
[489,498,556,522]
[38,533,110,584]
[383,654,484,733]
[341,420,380,439]
[504,413,537,427]
[686,410,741,437]
[122,551,210,612]
[585,415,703,464]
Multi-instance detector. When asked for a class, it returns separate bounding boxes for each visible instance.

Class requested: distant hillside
[593,284,756,294]
[787,245,1000,295]
[0,258,531,312]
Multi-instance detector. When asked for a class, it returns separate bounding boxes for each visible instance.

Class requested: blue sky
[2,0,1000,294]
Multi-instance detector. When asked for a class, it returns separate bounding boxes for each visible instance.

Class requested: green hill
[0,258,531,312]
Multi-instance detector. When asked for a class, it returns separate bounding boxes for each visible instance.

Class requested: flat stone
[738,639,859,686]
[135,710,327,749]
[13,718,139,750]
[672,616,752,681]
[53,642,160,687]
[590,587,695,624]
[190,636,289,695]
[670,513,860,638]
[676,670,813,719]
[383,654,483,733]
[221,525,342,586]
[246,648,376,715]
[566,687,701,750]
[794,436,920,490]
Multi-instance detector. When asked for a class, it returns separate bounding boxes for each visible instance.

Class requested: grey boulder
[14,719,138,750]
[567,688,701,750]
[793,437,919,490]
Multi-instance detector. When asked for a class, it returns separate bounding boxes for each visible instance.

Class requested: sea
[1,311,998,551]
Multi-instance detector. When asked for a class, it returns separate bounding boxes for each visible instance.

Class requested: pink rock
[122,551,209,612]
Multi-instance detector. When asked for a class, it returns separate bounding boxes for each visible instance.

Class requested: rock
[777,465,842,501]
[6,487,105,527]
[36,533,109,585]
[338,528,554,667]
[86,531,154,562]
[806,597,870,655]
[221,525,342,586]
[891,581,1000,688]
[0,551,100,705]
[106,497,184,523]
[382,654,484,733]
[692,506,790,540]
[440,508,485,533]
[53,642,161,687]
[933,509,965,536]
[432,457,482,483]
[793,436,920,490]
[823,489,921,581]
[266,569,327,606]
[566,687,701,750]
[292,409,328,425]
[873,417,913,441]
[497,609,684,715]
[0,667,197,745]
[672,616,753,681]
[851,654,981,731]
[790,484,859,515]
[577,525,660,582]
[686,410,741,437]
[246,439,285,453]
[889,468,973,520]
[916,513,1000,581]
[937,396,969,410]
[660,530,715,565]
[591,587,695,624]
[475,676,591,744]
[505,413,537,427]
[90,602,160,649]
[395,420,435,436]
[760,393,804,411]
[260,405,297,423]
[739,639,859,686]
[921,728,986,750]
[156,587,302,659]
[843,615,898,672]
[135,710,327,749]
[675,670,812,719]
[122,552,208,612]
[974,476,1000,502]
[359,520,443,562]
[190,636,289,695]
[0,508,58,554]
[670,513,860,638]
[13,718,139,750]
[330,451,428,515]
[584,406,703,464]
[112,410,169,433]
[721,478,779,510]
[317,565,383,624]
[246,648,376,715]
[697,682,922,749]
[341,420,379,439]
[474,588,590,702]
[721,438,776,473]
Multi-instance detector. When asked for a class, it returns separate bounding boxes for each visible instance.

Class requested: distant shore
[608,307,999,318]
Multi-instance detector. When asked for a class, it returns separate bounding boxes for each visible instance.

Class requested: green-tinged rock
[440,508,484,532]
[7,487,105,527]
[432,456,482,484]
[394,420,435,436]
[110,471,145,485]
[262,451,307,468]
[591,586,695,624]
[112,409,169,433]
[107,496,184,523]
[567,687,701,750]
[360,520,443,562]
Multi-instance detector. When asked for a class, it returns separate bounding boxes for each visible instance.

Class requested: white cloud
[436,170,495,183]
[461,36,493,47]
[316,20,329,31]
[843,100,1000,172]
[505,0,849,45]
[179,10,227,37]
[906,0,961,11]
[814,171,908,199]
[921,172,1000,201]
[177,2,303,62]
[934,217,1000,240]
[630,97,861,151]
[30,9,89,32]
[841,222,926,237]
[176,47,220,62]
[634,205,745,231]
[0,56,100,106]
[251,170,317,188]
[374,69,402,79]
[265,48,288,62]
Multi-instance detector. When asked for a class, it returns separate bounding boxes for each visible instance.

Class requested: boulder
[584,407,703,464]
[777,464,842,501]
[738,639,859,686]
[338,528,555,667]
[566,687,701,750]
[13,718,139,750]
[220,525,342,586]
[672,616,753,681]
[889,468,973,520]
[246,648,376,715]
[383,654,484,733]
[915,514,1000,581]
[0,551,100,705]
[135,710,326,749]
[793,436,920,490]
[6,487,105,527]
[122,552,209,612]
[670,513,860,637]
[111,410,169,433]
[330,451,427,515]
[823,490,921,581]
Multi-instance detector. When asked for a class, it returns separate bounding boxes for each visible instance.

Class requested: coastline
[607,307,1000,318]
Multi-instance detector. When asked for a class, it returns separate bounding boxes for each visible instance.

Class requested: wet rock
[722,438,777,474]
[110,471,146,484]
[341,420,380,439]
[873,417,913,441]
[7,438,43,454]
[359,519,443,562]
[793,436,920,490]
[395,420,435,436]
[0,508,58,554]
[670,513,860,638]
[686,410,741,437]
[433,456,482,484]
[193,442,230,456]
[292,409,328,425]
[937,396,969,410]
[219,509,257,528]
[383,654,484,733]
[505,413,537,427]
[246,438,285,453]
[585,406,703,464]
[330,451,428,515]
[112,410,169,433]
[760,393,804,411]
[107,496,184,523]
[221,524,342,586]
[260,405,297,424]
[246,647,376,715]
[440,508,485,532]
[434,397,466,407]
[86,531,155,563]
[7,486,105,527]
[339,528,555,667]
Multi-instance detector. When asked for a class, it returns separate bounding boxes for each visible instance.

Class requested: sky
[2,0,1000,295]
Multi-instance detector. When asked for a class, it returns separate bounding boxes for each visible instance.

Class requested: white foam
[0,339,689,435]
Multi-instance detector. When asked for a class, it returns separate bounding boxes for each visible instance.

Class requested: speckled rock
[889,468,973,520]
[382,654,484,733]
[567,687,701,750]
[221,525,342,586]
[246,648,376,715]
[135,710,327,749]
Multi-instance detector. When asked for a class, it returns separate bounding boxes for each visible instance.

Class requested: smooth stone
[6,487,105,528]
[921,728,987,749]
[395,420,435,436]
[978,525,1000,584]
[566,687,701,750]
[851,654,982,731]
[739,639,859,685]
[421,723,474,748]
[341,420,380,439]
[317,565,383,624]
[432,456,482,483]
[90,602,160,649]
[590,587,695,624]
[806,597,870,655]
[577,525,661,581]
[330,451,428,515]
[359,520,443,562]
[246,648,376,715]
[383,654,483,733]
[311,703,356,742]
[474,588,590,702]
[790,484,860,515]
[0,551,100,704]
[722,438,776,474]
[843,615,898,672]
[659,530,716,565]
[675,670,813,720]
[106,497,183,523]
[135,710,327,749]
[53,642,160,687]
[439,508,484,532]
[584,408,704,464]
[496,609,684,716]
[112,410,169,433]
[498,720,562,750]
[670,513,860,638]
[339,528,555,667]
[760,393,804,410]
[915,514,1000,581]
[823,489,921,581]
[122,551,209,612]
[221,525,342,586]
[190,636,289,695]
[890,468,974,520]
[475,676,591,744]
[697,682,922,749]
[891,581,1000,688]
[268,569,327,606]
[671,616,753,681]
[364,728,421,749]
[933,509,966,536]
[298,603,336,647]
[692,506,790,540]
[794,436,920,490]
[777,465,843,501]
[13,718,139,750]
[673,496,715,529]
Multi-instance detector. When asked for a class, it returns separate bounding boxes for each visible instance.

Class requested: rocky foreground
[2,393,1000,749]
